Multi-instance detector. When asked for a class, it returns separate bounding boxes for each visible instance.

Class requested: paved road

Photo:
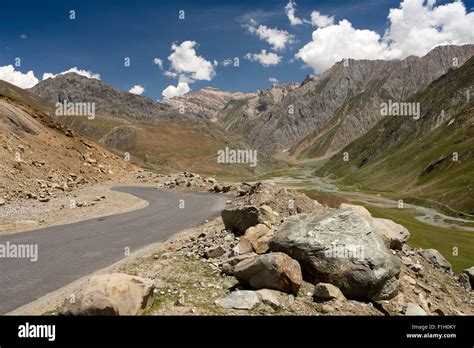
[0,186,229,314]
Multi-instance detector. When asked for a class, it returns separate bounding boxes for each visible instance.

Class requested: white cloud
[42,67,101,80]
[245,50,282,67]
[247,20,294,51]
[178,74,195,84]
[384,0,474,58]
[269,77,279,84]
[20,34,27,39]
[162,82,190,99]
[167,41,215,81]
[285,0,304,25]
[0,65,39,89]
[296,0,474,73]
[163,70,178,78]
[310,11,334,28]
[153,58,163,69]
[296,19,394,72]
[129,85,145,95]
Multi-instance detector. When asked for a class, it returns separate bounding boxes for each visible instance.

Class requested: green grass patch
[365,206,473,274]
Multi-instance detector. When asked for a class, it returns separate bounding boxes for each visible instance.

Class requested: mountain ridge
[317,55,474,216]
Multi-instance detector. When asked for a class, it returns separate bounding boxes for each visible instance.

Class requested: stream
[266,167,474,232]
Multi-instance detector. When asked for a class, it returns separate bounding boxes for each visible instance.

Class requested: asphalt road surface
[0,186,230,314]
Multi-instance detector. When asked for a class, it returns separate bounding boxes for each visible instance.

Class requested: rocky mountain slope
[217,83,299,136]
[25,76,283,176]
[29,74,253,123]
[161,87,253,121]
[217,45,474,159]
[29,73,179,122]
[0,80,138,204]
[317,56,474,216]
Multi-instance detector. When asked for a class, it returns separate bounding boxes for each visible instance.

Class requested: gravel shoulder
[0,183,149,235]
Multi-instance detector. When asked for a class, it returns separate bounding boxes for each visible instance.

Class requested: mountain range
[318,55,474,216]
[1,44,473,213]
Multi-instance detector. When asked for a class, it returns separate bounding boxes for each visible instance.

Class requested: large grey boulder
[340,203,410,249]
[221,205,266,235]
[60,273,155,316]
[269,209,401,300]
[420,249,453,275]
[233,252,303,295]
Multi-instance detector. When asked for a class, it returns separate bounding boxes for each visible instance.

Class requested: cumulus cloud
[296,0,474,73]
[285,0,304,25]
[0,65,39,88]
[384,0,474,58]
[43,67,101,80]
[162,82,190,99]
[245,50,282,67]
[167,41,215,81]
[269,77,279,84]
[296,19,395,72]
[153,58,163,69]
[247,20,294,51]
[310,11,334,28]
[129,85,145,95]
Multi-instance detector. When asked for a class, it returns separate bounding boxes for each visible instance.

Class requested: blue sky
[1,0,473,100]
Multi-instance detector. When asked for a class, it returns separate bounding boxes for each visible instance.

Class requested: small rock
[215,290,260,310]
[221,205,265,235]
[420,249,453,275]
[174,297,185,306]
[462,266,474,288]
[220,253,257,275]
[233,252,302,295]
[205,246,225,259]
[237,237,254,255]
[458,272,471,290]
[243,224,273,254]
[259,205,275,224]
[321,304,334,314]
[405,303,427,316]
[256,289,281,310]
[59,273,154,316]
[313,283,346,301]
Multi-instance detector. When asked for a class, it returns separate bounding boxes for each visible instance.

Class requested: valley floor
[258,165,474,274]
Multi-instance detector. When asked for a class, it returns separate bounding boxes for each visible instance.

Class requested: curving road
[0,186,230,314]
